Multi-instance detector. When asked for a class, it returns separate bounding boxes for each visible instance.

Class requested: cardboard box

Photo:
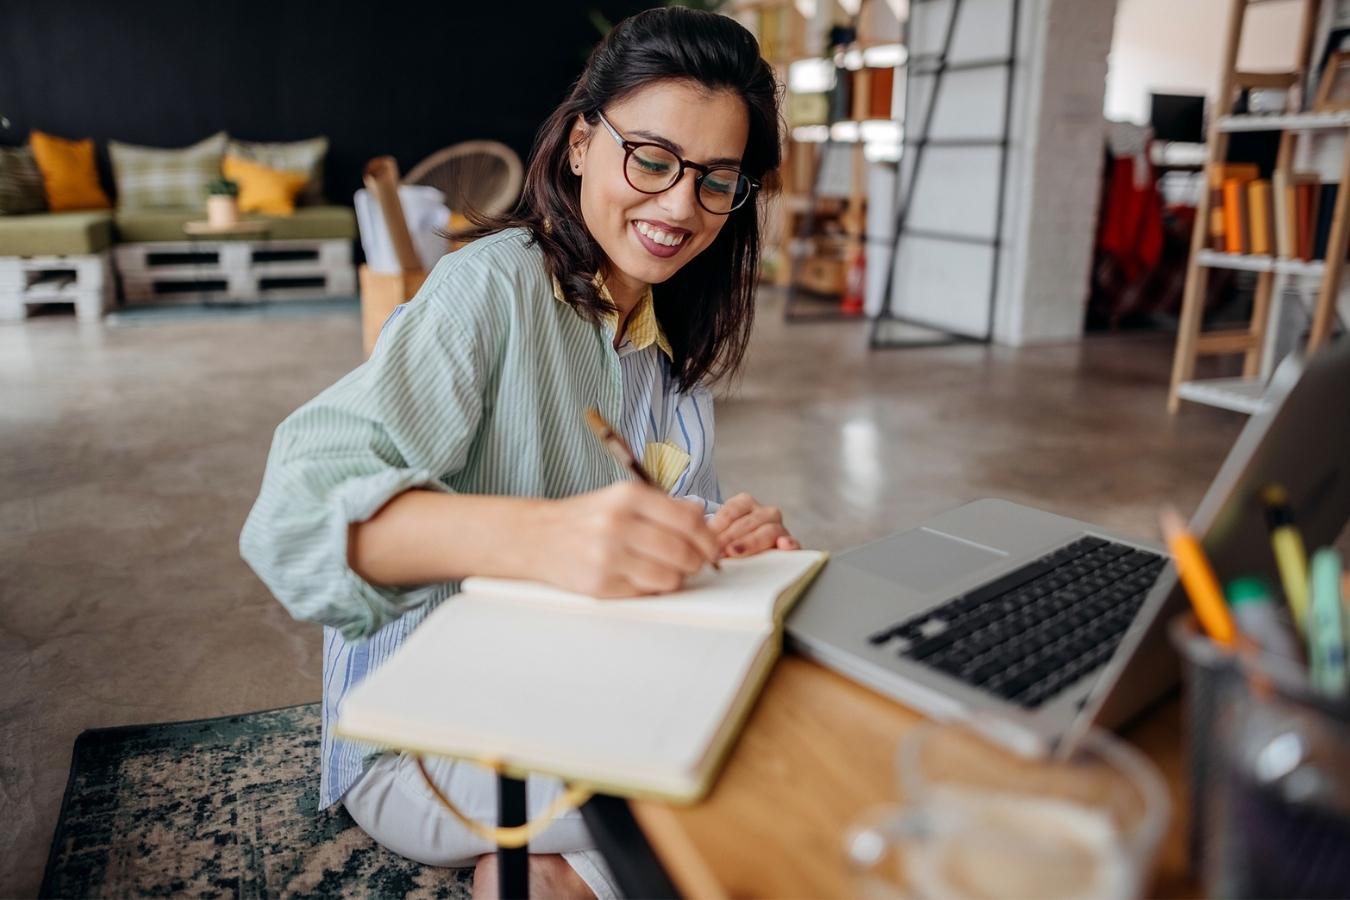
[359,265,426,355]
[359,155,426,356]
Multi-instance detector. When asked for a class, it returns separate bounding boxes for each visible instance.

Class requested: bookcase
[1168,0,1345,415]
[730,1,903,304]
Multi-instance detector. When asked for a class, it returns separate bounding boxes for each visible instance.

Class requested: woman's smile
[632,219,690,258]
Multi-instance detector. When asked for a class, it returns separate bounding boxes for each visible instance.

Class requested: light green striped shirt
[239,226,722,807]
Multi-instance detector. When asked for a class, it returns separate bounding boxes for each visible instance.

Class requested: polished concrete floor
[0,293,1272,895]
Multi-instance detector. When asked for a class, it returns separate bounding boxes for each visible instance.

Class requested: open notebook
[336,549,827,802]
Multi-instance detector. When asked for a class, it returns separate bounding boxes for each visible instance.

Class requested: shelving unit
[1194,248,1326,276]
[1168,0,1344,414]
[1216,111,1350,131]
[869,0,1018,348]
[732,0,903,314]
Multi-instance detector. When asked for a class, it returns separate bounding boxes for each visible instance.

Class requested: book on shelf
[757,5,789,63]
[1294,177,1320,261]
[336,549,828,802]
[1248,179,1274,256]
[849,65,872,122]
[1312,182,1338,260]
[1273,171,1296,259]
[1208,163,1258,251]
[1209,197,1226,251]
[1222,177,1251,254]
[868,66,895,119]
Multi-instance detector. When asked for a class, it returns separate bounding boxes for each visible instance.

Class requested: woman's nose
[657,168,700,221]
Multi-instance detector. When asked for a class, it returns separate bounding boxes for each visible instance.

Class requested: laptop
[787,339,1350,757]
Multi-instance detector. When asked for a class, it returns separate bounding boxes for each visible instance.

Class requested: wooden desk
[626,655,1195,898]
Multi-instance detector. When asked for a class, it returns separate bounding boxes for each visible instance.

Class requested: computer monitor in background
[1149,93,1206,143]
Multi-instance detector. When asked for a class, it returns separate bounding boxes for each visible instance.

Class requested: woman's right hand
[520,482,721,598]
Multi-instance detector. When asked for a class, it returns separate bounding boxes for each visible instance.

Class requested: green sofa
[114,206,356,243]
[0,211,116,257]
[0,206,355,255]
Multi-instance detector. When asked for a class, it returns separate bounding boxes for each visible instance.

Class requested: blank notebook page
[337,595,768,797]
[462,549,826,628]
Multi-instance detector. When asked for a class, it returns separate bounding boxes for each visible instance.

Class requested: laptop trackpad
[844,527,1006,594]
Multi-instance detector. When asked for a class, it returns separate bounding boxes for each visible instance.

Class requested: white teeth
[635,221,685,247]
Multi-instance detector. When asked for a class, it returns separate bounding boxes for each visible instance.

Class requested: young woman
[241,7,794,897]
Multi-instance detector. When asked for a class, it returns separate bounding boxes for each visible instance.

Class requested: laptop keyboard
[867,536,1167,710]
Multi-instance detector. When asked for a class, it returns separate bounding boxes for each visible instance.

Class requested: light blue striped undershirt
[240,228,722,809]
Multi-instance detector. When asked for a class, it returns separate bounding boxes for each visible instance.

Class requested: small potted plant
[206,178,239,228]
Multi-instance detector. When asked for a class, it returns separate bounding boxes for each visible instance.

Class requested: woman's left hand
[708,492,801,559]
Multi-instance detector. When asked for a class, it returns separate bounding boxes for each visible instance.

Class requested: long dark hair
[471,7,782,392]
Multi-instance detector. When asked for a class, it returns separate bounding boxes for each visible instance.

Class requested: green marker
[1309,549,1347,697]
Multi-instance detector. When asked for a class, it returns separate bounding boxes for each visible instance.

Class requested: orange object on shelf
[1222,178,1249,254]
[841,245,865,315]
[1248,180,1273,256]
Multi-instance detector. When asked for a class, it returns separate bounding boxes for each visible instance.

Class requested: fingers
[724,521,794,558]
[715,503,784,552]
[621,518,708,579]
[590,514,708,596]
[614,552,688,595]
[621,484,720,567]
[586,574,644,599]
[707,492,756,533]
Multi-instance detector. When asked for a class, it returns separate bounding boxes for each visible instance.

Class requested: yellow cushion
[29,130,111,212]
[222,155,308,215]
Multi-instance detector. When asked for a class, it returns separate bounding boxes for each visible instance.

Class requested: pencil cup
[1166,613,1243,881]
[843,723,1168,899]
[1170,613,1350,898]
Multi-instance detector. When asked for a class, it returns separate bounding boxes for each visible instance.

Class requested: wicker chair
[402,140,524,221]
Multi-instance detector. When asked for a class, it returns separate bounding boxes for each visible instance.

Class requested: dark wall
[0,0,658,205]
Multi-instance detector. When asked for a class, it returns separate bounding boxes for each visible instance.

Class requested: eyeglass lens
[625,144,750,214]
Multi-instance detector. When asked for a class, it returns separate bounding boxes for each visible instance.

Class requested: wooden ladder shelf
[1168,0,1344,414]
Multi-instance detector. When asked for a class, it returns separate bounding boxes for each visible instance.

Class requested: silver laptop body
[787,340,1350,757]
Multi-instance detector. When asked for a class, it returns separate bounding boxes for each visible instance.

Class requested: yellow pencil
[1160,506,1236,646]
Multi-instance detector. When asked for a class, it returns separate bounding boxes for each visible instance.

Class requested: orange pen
[1160,506,1236,646]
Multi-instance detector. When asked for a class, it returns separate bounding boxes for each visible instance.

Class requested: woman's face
[569,79,750,304]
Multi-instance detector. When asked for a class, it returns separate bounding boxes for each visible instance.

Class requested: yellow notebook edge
[333,551,831,806]
[676,549,832,804]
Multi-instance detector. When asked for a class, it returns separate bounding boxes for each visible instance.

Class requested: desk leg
[580,795,682,898]
[498,774,528,899]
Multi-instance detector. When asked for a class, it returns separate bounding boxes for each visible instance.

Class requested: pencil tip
[1158,505,1187,538]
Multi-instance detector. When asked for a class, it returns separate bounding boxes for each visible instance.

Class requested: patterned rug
[42,703,471,898]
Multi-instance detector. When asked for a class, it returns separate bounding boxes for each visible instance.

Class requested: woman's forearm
[347,489,546,587]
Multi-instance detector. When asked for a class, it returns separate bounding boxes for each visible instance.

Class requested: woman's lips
[632,221,685,259]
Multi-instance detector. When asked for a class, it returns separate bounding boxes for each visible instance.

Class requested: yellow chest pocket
[643,441,691,493]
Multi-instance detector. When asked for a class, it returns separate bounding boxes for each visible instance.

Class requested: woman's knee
[343,752,595,864]
[343,753,494,866]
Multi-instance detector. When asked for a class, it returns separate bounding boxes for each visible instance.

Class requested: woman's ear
[567,115,590,174]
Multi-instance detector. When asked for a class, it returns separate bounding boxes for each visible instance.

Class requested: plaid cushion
[226,136,328,205]
[0,144,48,215]
[108,132,227,211]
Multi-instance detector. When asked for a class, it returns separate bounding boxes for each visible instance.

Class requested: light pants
[342,751,619,899]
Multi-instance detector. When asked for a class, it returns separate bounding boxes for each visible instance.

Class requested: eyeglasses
[595,111,759,215]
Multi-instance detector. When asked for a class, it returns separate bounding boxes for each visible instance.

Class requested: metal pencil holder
[1170,614,1350,899]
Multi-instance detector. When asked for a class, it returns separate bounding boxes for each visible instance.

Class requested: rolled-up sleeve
[240,257,501,640]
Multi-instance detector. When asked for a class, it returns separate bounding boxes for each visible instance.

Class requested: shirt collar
[551,273,673,360]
